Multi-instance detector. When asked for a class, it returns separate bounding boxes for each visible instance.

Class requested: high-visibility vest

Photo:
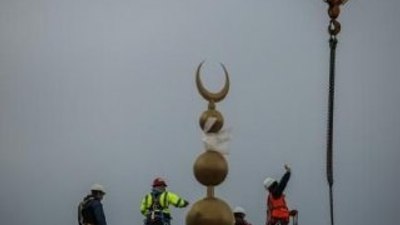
[140,191,187,216]
[267,194,289,221]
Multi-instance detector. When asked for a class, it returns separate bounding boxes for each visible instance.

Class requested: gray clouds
[0,1,399,225]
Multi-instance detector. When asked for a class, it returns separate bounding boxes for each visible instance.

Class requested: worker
[78,184,107,225]
[140,177,189,225]
[263,164,297,225]
[233,206,252,225]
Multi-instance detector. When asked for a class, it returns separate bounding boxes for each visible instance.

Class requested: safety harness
[145,192,170,225]
[78,196,95,225]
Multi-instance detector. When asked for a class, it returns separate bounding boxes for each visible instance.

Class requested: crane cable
[324,1,347,225]
[326,33,337,225]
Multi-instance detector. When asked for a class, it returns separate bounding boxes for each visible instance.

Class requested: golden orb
[194,150,228,186]
[186,197,234,225]
[199,109,224,133]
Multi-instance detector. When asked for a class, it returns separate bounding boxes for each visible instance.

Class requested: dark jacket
[270,171,290,198]
[79,195,107,225]
[234,216,252,225]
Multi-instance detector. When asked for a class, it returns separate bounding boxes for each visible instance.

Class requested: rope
[327,32,338,225]
[325,1,347,224]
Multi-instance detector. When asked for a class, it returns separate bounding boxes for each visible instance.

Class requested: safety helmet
[263,177,276,190]
[233,206,246,215]
[90,183,106,194]
[152,177,167,187]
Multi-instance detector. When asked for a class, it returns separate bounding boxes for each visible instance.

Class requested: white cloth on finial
[202,117,231,155]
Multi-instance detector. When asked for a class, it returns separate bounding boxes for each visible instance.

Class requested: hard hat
[233,206,246,215]
[263,177,276,190]
[152,177,167,187]
[90,184,106,194]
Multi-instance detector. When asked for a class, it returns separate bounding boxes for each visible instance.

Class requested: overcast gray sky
[1,1,399,225]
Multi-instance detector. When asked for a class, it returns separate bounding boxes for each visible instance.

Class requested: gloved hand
[284,164,291,172]
[289,209,298,216]
[183,200,189,207]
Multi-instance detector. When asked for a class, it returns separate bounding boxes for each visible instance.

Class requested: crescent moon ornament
[196,61,230,103]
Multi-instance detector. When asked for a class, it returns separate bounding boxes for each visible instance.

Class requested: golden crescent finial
[196,61,230,103]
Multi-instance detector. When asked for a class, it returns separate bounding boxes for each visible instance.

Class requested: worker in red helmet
[140,177,189,225]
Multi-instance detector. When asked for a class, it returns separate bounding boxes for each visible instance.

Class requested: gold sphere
[199,109,224,133]
[194,150,228,186]
[186,197,234,225]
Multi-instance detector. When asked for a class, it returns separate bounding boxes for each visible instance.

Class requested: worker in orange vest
[263,164,297,225]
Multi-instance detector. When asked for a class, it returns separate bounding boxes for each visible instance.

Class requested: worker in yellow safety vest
[140,177,189,225]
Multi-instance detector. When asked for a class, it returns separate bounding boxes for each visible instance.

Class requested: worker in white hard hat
[78,184,107,225]
[233,206,252,225]
[263,164,297,225]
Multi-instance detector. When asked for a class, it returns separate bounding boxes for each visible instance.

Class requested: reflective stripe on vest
[145,192,171,214]
[159,192,169,209]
